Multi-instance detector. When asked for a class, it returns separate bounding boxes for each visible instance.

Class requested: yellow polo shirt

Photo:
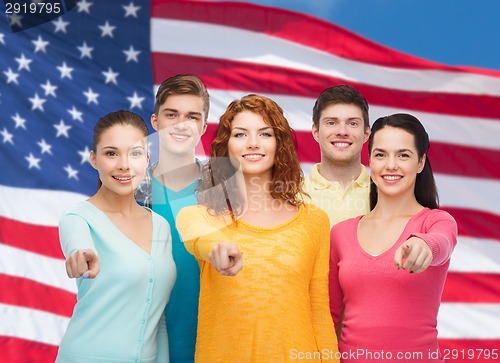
[303,164,370,228]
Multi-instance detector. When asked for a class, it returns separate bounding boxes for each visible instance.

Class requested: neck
[156,152,199,191]
[318,158,362,190]
[371,193,423,219]
[90,188,138,215]
[244,174,274,209]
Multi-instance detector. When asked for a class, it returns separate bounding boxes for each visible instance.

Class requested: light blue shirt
[56,201,176,363]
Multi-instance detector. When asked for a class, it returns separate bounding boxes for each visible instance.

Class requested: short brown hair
[154,74,210,121]
[312,85,369,130]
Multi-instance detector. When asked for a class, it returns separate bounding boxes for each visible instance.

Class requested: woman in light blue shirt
[56,110,176,363]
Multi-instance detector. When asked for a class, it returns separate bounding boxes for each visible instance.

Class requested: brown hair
[312,84,369,130]
[197,94,306,216]
[154,74,210,121]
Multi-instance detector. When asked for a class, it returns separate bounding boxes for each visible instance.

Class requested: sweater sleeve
[409,209,458,266]
[176,206,233,261]
[59,213,96,258]
[308,208,339,361]
[155,312,168,363]
[328,222,345,329]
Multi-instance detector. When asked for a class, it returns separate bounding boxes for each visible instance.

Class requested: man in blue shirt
[135,74,210,363]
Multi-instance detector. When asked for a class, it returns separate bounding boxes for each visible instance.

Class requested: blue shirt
[151,175,200,363]
[57,201,176,363]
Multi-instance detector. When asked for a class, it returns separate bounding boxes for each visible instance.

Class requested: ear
[89,150,98,170]
[151,113,159,132]
[363,126,371,144]
[417,154,426,173]
[312,124,320,143]
[201,120,208,136]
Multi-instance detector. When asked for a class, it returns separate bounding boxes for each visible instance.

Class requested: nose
[246,134,260,149]
[385,155,398,170]
[117,154,130,170]
[172,117,189,130]
[335,122,348,136]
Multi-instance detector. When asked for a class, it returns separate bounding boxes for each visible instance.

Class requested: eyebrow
[101,145,145,150]
[373,147,414,154]
[232,126,273,131]
[161,108,202,117]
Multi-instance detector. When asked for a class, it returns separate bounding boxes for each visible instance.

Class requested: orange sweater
[177,203,338,363]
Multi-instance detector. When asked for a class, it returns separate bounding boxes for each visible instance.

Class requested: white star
[37,138,53,154]
[1,128,14,144]
[78,146,91,164]
[9,14,23,28]
[41,80,58,97]
[77,41,93,59]
[83,88,99,105]
[99,21,116,38]
[64,164,79,180]
[53,17,69,33]
[68,106,83,122]
[127,92,145,110]
[123,45,141,63]
[77,0,93,13]
[32,35,49,53]
[15,54,33,71]
[123,2,141,17]
[25,153,41,170]
[57,62,74,79]
[4,68,19,84]
[54,119,72,138]
[102,67,119,84]
[29,93,46,111]
[0,33,5,45]
[12,113,27,129]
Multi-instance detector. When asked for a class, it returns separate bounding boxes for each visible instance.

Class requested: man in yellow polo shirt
[304,85,371,227]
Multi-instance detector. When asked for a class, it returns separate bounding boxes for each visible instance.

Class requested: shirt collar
[309,163,370,189]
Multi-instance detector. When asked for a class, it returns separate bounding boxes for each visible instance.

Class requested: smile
[243,154,265,160]
[171,134,189,140]
[382,175,402,181]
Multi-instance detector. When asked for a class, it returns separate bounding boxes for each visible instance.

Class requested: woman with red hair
[177,94,338,362]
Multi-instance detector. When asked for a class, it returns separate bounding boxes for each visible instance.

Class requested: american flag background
[1,0,499,362]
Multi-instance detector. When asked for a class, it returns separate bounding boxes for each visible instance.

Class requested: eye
[260,132,274,137]
[189,115,201,121]
[105,151,117,157]
[373,152,384,158]
[349,121,359,127]
[326,120,337,126]
[399,153,410,158]
[165,113,176,118]
[130,150,143,157]
[233,132,246,138]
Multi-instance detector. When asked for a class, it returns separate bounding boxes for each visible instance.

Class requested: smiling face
[369,126,425,200]
[312,103,370,166]
[227,110,276,180]
[151,94,207,157]
[90,124,149,195]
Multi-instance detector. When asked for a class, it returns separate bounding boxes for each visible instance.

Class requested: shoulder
[417,208,457,225]
[300,203,330,231]
[331,215,360,234]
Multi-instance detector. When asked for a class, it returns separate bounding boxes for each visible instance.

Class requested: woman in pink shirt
[329,113,457,362]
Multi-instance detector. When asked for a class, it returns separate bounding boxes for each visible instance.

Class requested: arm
[176,206,242,275]
[155,312,168,363]
[329,224,344,342]
[394,210,458,273]
[59,213,100,278]
[309,211,339,362]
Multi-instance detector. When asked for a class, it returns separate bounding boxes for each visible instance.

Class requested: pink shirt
[329,208,457,362]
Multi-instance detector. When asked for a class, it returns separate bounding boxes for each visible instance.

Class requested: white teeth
[114,176,131,181]
[243,154,263,160]
[333,142,350,147]
[383,175,401,181]
[171,134,188,140]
